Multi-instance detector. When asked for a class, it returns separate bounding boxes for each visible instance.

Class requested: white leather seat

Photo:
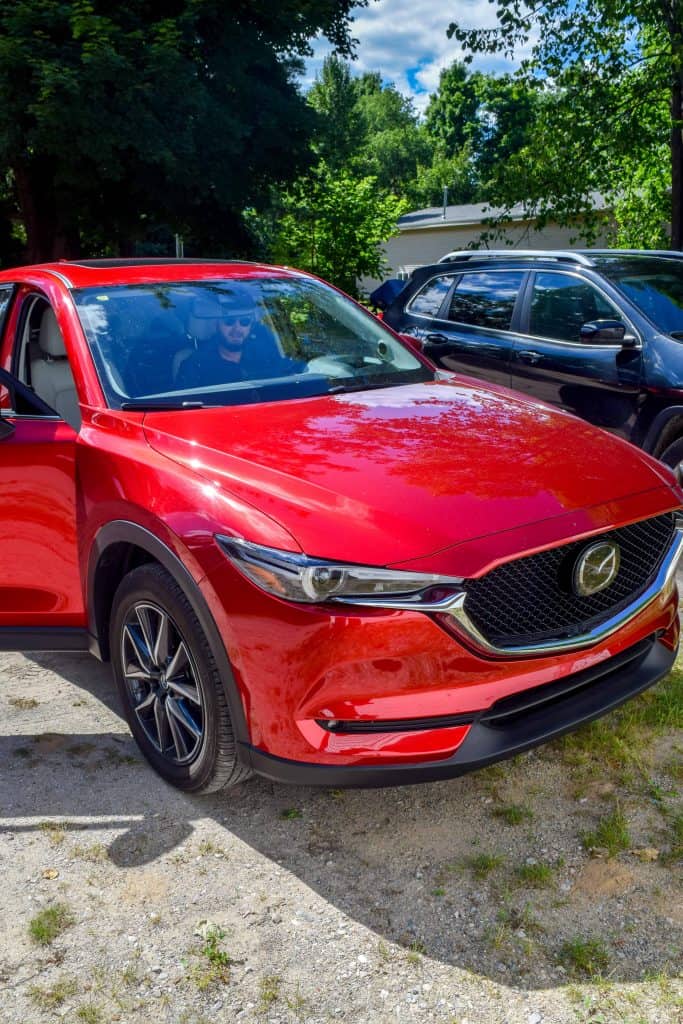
[30,308,81,430]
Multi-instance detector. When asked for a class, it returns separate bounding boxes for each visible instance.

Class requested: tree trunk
[672,71,683,250]
[13,158,81,262]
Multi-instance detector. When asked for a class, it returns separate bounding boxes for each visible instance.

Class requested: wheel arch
[87,520,250,746]
[642,406,683,458]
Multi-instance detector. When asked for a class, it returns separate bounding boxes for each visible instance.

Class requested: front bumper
[243,630,677,786]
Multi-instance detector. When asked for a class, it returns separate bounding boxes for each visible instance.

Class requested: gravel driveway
[1,640,681,1024]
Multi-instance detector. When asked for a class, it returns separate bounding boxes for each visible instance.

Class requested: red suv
[0,259,681,792]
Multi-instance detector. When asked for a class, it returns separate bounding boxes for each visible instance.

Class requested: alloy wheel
[121,601,204,765]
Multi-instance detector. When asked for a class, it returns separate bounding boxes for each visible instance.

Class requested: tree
[307,53,362,169]
[448,1,683,248]
[272,161,407,296]
[0,0,366,262]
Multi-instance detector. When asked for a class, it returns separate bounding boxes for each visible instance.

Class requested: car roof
[0,258,305,290]
[434,248,683,270]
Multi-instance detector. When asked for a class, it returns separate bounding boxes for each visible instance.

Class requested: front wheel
[660,437,683,480]
[109,563,251,793]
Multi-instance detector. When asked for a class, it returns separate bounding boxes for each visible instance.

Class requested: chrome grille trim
[339,526,683,658]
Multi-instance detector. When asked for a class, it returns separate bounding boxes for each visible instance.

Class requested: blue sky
[303,0,532,114]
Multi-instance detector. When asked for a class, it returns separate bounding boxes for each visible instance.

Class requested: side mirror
[580,320,630,345]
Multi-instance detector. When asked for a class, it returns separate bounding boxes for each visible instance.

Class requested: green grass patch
[492,803,533,826]
[581,807,630,857]
[188,925,232,990]
[557,662,683,773]
[28,977,78,1009]
[558,936,610,978]
[280,807,302,820]
[663,811,683,863]
[28,903,75,945]
[515,861,555,888]
[466,853,503,879]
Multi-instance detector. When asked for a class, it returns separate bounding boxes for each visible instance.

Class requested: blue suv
[376,250,683,472]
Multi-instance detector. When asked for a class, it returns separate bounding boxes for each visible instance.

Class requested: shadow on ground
[1,651,680,990]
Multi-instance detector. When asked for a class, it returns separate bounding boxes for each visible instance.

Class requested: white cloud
[303,0,536,114]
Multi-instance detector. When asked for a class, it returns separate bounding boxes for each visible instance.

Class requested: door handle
[517,350,541,365]
[425,333,449,345]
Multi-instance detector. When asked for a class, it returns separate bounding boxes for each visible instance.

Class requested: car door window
[407,275,453,316]
[529,272,621,343]
[14,295,81,430]
[447,271,524,330]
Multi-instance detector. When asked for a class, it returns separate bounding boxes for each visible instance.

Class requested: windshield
[73,276,433,409]
[595,257,683,336]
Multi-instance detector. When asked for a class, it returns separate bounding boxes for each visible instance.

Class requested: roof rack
[578,249,683,260]
[61,258,256,269]
[437,249,596,267]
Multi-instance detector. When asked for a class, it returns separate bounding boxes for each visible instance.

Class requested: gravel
[0,647,681,1023]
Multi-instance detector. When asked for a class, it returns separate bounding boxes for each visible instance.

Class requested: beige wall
[361,217,611,294]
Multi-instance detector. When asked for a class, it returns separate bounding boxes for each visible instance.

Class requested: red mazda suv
[0,258,681,792]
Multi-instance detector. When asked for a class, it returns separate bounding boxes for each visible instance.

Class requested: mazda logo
[572,541,621,597]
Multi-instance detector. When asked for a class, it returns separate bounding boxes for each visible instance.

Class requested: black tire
[109,563,252,793]
[660,437,683,476]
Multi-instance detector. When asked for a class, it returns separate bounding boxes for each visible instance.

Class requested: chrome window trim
[406,267,527,330]
[337,526,683,658]
[525,268,642,350]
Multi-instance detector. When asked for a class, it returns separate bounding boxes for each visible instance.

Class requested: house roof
[398,193,609,232]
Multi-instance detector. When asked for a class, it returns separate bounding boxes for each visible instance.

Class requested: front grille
[463,514,675,647]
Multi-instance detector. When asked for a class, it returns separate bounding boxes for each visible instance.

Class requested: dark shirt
[177,327,303,390]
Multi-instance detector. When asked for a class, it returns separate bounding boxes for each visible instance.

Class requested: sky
[304,0,532,115]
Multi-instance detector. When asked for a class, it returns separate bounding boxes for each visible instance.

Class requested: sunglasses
[222,314,253,327]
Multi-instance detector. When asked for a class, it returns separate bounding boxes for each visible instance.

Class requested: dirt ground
[0,641,681,1024]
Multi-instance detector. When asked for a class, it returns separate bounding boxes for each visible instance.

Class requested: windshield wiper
[328,380,403,394]
[120,401,205,413]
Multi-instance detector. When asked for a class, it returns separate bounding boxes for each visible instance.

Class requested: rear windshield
[596,257,683,337]
[73,276,433,409]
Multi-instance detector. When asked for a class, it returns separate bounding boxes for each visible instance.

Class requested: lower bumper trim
[242,633,676,788]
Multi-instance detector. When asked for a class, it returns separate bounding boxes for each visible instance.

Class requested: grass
[28,903,75,945]
[492,803,534,826]
[405,940,426,964]
[258,974,281,1011]
[75,1004,104,1024]
[71,843,108,863]
[581,806,631,857]
[558,936,610,978]
[280,807,302,820]
[188,925,232,990]
[198,839,225,856]
[28,977,78,1009]
[662,811,683,863]
[557,662,683,775]
[8,695,39,709]
[515,861,555,888]
[466,852,503,879]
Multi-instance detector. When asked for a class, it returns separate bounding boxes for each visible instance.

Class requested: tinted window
[447,271,524,329]
[529,272,620,343]
[408,275,453,316]
[74,277,433,409]
[596,258,683,335]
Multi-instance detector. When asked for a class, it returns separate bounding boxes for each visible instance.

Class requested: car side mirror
[580,320,629,345]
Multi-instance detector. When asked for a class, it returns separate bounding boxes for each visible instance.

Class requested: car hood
[142,378,679,573]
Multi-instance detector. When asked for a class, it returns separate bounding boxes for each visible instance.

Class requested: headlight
[216,536,463,605]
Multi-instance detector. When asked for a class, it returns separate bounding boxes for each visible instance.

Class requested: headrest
[39,307,67,358]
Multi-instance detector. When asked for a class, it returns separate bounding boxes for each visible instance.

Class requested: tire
[109,563,252,793]
[659,437,683,477]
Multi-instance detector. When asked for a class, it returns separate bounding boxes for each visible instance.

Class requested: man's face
[218,311,254,351]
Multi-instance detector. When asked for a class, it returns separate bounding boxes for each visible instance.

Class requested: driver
[178,288,298,389]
